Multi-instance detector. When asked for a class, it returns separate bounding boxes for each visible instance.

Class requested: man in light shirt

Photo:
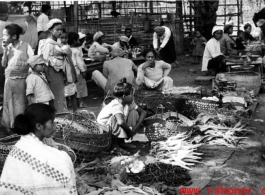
[37,5,51,36]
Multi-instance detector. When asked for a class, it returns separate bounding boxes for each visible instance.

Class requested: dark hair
[68,32,79,45]
[12,104,56,135]
[237,30,244,35]
[244,23,252,30]
[224,25,233,34]
[42,4,51,13]
[0,2,8,14]
[125,28,132,33]
[5,24,23,40]
[86,33,94,44]
[113,78,133,98]
[62,29,67,33]
[142,48,157,58]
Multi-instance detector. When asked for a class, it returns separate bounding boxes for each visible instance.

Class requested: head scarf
[224,24,233,33]
[119,36,129,43]
[212,26,223,35]
[93,31,104,41]
[78,32,86,39]
[154,26,165,34]
[47,18,62,30]
[27,54,47,69]
[110,47,125,57]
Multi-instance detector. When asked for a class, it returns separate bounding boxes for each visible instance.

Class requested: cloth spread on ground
[0,133,77,195]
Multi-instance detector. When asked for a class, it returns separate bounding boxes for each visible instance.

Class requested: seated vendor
[112,36,129,50]
[92,47,137,94]
[219,24,237,55]
[125,27,138,48]
[243,23,256,42]
[135,48,173,91]
[202,26,226,75]
[88,31,111,61]
[97,78,146,153]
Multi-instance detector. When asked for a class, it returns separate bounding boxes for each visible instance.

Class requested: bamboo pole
[224,0,226,25]
[237,0,240,31]
[74,1,78,32]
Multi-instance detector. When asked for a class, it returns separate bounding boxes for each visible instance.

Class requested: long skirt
[109,110,139,138]
[1,78,27,130]
[207,55,226,73]
[159,32,177,64]
[45,66,65,113]
[76,74,88,98]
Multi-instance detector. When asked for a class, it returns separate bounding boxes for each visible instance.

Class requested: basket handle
[156,104,165,119]
[166,102,178,118]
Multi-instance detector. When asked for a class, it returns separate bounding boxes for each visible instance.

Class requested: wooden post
[74,1,78,32]
[237,0,240,31]
[98,2,101,18]
[150,1,153,14]
[224,0,226,25]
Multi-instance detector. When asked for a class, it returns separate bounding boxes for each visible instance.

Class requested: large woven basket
[0,134,20,173]
[53,113,111,162]
[217,71,261,95]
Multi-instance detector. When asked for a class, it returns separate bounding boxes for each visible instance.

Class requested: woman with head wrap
[202,26,226,75]
[40,19,77,112]
[92,47,137,94]
[88,31,111,61]
[153,25,178,66]
[219,24,237,55]
[112,36,129,50]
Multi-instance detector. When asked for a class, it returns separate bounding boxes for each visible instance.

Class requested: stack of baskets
[53,113,111,163]
[0,134,20,173]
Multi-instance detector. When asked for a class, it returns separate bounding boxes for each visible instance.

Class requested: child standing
[234,30,246,50]
[68,32,88,108]
[26,55,54,106]
[97,78,146,154]
[192,31,206,64]
[60,30,78,112]
[1,23,34,133]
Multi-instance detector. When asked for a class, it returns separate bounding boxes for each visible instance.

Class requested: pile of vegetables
[127,163,191,187]
[150,132,203,170]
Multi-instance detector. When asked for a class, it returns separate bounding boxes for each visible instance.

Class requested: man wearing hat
[219,24,237,55]
[92,47,137,94]
[153,25,178,66]
[112,36,129,51]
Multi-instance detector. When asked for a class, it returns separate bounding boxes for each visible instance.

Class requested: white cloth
[153,26,171,49]
[202,38,222,71]
[212,25,224,35]
[37,13,49,32]
[26,72,55,104]
[88,41,109,59]
[0,133,77,195]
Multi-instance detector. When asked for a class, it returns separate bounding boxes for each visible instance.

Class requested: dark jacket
[128,36,138,47]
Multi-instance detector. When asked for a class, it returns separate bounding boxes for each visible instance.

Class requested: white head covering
[47,19,62,30]
[27,54,48,68]
[119,36,129,43]
[78,32,86,39]
[93,31,104,41]
[212,26,223,35]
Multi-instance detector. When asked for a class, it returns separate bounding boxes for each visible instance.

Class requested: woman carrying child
[1,23,34,133]
[192,31,206,64]
[41,19,76,112]
[97,78,146,154]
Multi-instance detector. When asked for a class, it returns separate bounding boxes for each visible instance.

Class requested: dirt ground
[1,54,265,193]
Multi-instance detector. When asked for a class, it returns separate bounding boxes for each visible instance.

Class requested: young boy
[68,32,88,108]
[234,30,246,50]
[26,55,54,106]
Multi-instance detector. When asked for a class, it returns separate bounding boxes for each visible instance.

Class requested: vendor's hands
[58,145,75,162]
[142,61,152,70]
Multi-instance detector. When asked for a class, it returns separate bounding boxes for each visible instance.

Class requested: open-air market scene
[1,0,265,194]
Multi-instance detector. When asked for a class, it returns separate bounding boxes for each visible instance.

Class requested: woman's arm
[132,107,146,132]
[162,62,172,77]
[135,64,146,85]
[2,49,8,68]
[160,27,171,49]
[102,61,109,78]
[115,113,135,138]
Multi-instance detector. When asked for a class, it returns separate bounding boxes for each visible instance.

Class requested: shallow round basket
[0,134,21,173]
[53,113,111,161]
[217,71,261,95]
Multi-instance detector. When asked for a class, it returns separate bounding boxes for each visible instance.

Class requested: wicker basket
[53,113,111,162]
[143,119,168,141]
[217,71,261,95]
[0,134,20,173]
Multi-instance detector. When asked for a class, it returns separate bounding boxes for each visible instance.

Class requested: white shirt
[88,41,109,59]
[37,13,49,32]
[153,26,171,49]
[26,73,54,104]
[202,38,223,71]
